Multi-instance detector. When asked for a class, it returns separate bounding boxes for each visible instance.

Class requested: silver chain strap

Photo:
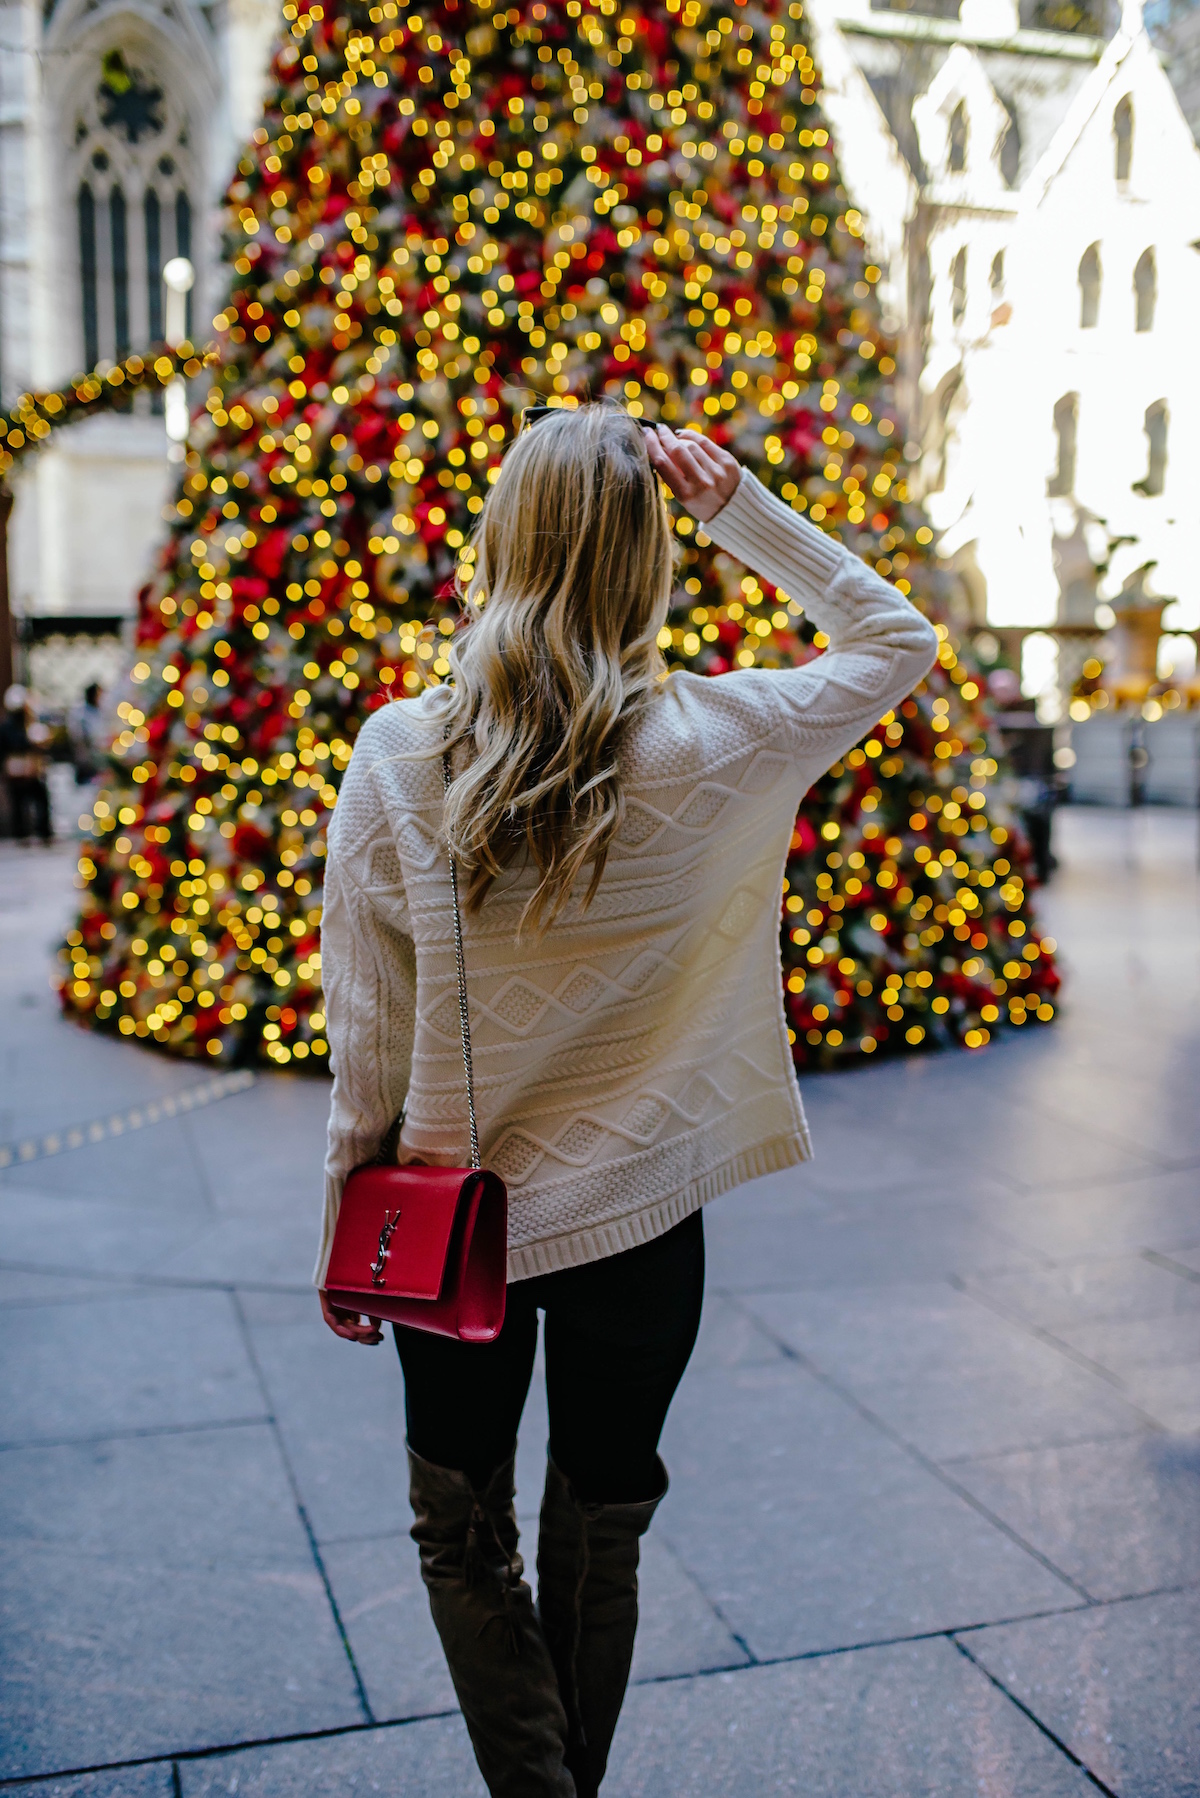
[442,739,480,1170]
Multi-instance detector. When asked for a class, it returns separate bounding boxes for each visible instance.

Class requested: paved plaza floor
[1,806,1198,1797]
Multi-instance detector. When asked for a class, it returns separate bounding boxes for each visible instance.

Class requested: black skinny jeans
[395,1209,705,1504]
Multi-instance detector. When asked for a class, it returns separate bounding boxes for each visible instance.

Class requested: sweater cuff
[314,1171,342,1288]
[703,468,843,605]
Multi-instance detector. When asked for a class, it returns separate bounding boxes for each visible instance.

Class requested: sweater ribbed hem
[706,470,843,605]
[313,1126,811,1290]
[506,1130,811,1282]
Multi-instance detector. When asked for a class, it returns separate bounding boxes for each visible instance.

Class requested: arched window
[1134,248,1156,332]
[1078,243,1101,328]
[998,99,1020,188]
[110,184,129,358]
[951,246,967,325]
[1048,393,1078,497]
[990,249,1005,296]
[1134,400,1168,496]
[78,183,99,369]
[68,45,197,369]
[144,190,162,340]
[928,370,961,496]
[1114,95,1133,182]
[949,100,968,173]
[175,191,193,337]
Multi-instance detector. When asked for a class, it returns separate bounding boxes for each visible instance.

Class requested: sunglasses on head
[521,404,658,432]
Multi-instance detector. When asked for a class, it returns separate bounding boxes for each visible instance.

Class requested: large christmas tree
[26,0,1056,1068]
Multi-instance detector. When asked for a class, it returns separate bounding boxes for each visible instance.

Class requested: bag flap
[326,1165,478,1303]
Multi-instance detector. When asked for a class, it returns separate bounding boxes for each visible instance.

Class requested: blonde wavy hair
[431,401,675,932]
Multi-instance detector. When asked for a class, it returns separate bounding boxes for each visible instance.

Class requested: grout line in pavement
[1142,1247,1200,1287]
[726,1292,1097,1604]
[0,1071,256,1172]
[0,1259,313,1298]
[1016,1096,1183,1181]
[993,1147,1200,1201]
[633,1601,1099,1688]
[0,1709,465,1791]
[230,1289,376,1729]
[696,1261,1039,1299]
[312,1523,414,1550]
[9,1586,1190,1791]
[170,1762,183,1798]
[0,1283,187,1311]
[950,1635,1119,1796]
[169,1107,221,1227]
[652,1528,760,1669]
[938,1424,1152,1468]
[0,1414,272,1454]
[947,1273,1169,1426]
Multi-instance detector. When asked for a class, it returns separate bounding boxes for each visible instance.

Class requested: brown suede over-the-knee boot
[407,1447,576,1798]
[536,1456,667,1798]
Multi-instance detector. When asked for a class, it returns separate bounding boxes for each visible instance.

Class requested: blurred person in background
[68,682,107,788]
[2,685,53,845]
[988,665,1057,886]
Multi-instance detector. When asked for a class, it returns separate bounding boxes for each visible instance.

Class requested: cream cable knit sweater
[316,470,938,1286]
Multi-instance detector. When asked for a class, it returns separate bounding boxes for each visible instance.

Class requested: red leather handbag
[324,749,508,1342]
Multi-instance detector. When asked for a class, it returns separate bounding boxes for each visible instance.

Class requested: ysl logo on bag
[370,1210,401,1287]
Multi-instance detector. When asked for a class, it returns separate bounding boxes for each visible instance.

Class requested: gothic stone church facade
[0,0,276,702]
[2,0,1199,710]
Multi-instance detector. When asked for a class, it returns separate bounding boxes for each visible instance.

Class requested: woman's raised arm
[646,426,939,780]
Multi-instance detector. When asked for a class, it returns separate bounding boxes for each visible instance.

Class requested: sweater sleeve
[315,749,417,1289]
[703,469,939,777]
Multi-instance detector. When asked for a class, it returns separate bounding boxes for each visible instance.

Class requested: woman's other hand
[645,425,741,522]
[320,1289,385,1344]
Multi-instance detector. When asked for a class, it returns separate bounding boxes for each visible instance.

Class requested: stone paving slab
[143,1209,322,1289]
[240,1293,412,1545]
[1116,1360,1200,1435]
[962,1253,1200,1330]
[855,1032,1200,1170]
[0,1267,147,1307]
[805,1060,1168,1196]
[949,1430,1200,1602]
[0,1771,178,1798]
[973,1165,1200,1259]
[179,1635,1099,1797]
[0,1117,215,1208]
[657,1358,1079,1662]
[0,1288,264,1447]
[967,1587,1200,1797]
[320,1530,459,1720]
[180,1080,328,1218]
[0,1189,214,1278]
[180,1718,483,1798]
[606,1637,1100,1797]
[686,1287,785,1372]
[0,1026,217,1157]
[1058,1307,1200,1374]
[0,1426,363,1780]
[701,1172,1036,1293]
[626,1534,752,1682]
[743,1281,1151,1461]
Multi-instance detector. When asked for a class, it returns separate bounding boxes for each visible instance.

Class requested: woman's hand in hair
[320,1289,385,1345]
[645,425,742,522]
